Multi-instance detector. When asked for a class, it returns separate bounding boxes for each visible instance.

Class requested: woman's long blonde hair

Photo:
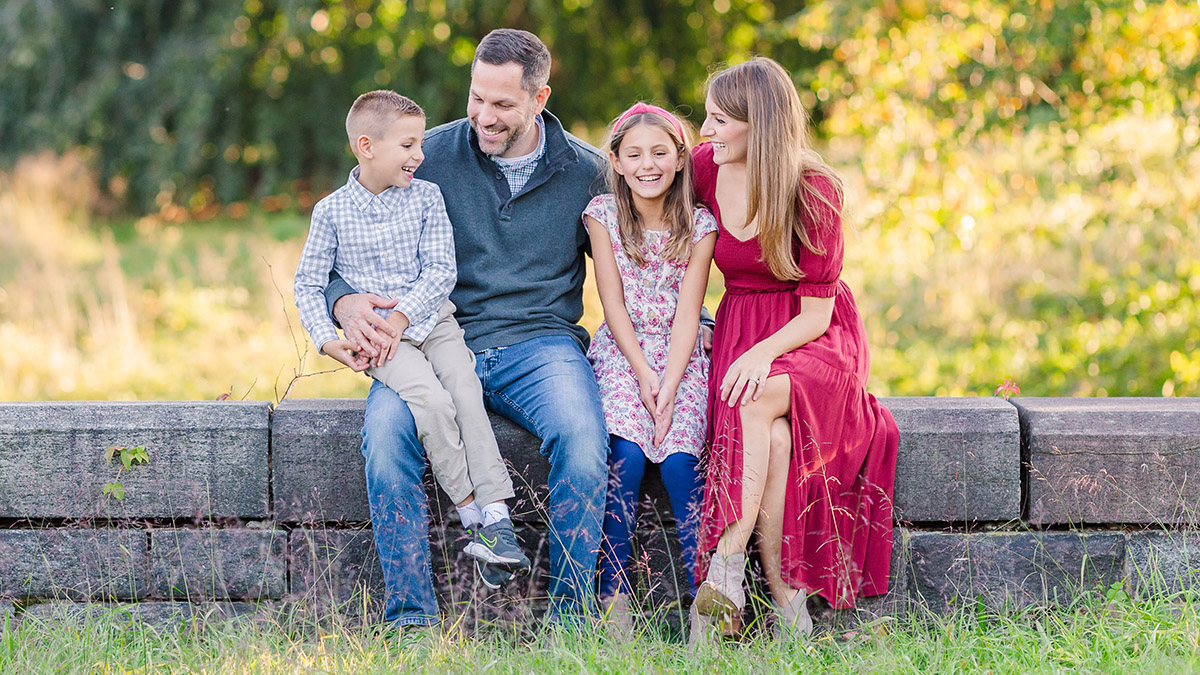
[604,111,695,267]
[707,57,844,281]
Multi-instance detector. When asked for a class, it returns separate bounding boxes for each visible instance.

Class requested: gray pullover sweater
[325,110,607,352]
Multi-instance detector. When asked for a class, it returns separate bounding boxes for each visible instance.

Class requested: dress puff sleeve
[692,206,718,243]
[582,193,614,235]
[691,143,718,212]
[794,173,844,298]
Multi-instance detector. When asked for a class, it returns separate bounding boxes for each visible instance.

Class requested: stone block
[149,528,287,600]
[908,531,1125,612]
[287,528,384,609]
[819,528,911,627]
[1014,398,1200,525]
[272,399,547,523]
[0,529,148,600]
[0,599,12,624]
[1126,530,1200,597]
[0,402,270,519]
[883,397,1021,523]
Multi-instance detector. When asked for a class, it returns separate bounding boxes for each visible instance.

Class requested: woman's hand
[720,344,776,407]
[652,382,678,446]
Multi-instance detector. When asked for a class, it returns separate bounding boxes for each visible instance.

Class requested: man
[324,28,610,627]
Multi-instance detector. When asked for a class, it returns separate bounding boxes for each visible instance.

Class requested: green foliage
[101,445,149,501]
[1,0,1197,398]
[785,0,1200,396]
[0,0,810,214]
[5,596,1200,672]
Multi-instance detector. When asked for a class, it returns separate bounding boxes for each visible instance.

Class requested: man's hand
[322,339,370,372]
[700,324,714,354]
[332,293,399,358]
[375,311,411,366]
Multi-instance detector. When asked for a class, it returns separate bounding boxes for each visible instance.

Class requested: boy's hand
[322,340,370,372]
[374,311,410,366]
[332,293,399,358]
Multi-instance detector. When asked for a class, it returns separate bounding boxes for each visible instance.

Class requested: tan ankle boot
[688,601,718,650]
[600,593,634,640]
[775,588,813,639]
[694,552,746,636]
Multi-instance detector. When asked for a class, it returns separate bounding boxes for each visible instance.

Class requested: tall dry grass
[0,153,368,401]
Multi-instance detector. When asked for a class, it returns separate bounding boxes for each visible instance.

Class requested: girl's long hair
[707,57,844,281]
[604,111,695,267]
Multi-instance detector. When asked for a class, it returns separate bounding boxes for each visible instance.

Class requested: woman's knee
[769,418,791,454]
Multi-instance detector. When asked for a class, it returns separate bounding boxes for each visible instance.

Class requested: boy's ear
[354,134,373,159]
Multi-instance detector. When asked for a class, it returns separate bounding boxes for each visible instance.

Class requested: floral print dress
[584,193,718,462]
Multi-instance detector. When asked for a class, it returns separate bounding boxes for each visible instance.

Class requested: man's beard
[474,116,532,157]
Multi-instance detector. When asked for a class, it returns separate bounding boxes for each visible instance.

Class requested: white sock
[457,501,484,529]
[481,501,510,527]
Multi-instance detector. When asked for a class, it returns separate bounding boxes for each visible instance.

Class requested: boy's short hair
[345,90,425,143]
[472,29,551,95]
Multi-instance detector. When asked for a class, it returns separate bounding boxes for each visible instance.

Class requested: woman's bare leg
[756,417,801,608]
[713,374,791,557]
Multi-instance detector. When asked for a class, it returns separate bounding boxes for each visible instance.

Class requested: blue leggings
[597,435,704,598]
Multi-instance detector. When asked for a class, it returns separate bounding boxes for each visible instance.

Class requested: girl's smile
[612,124,684,203]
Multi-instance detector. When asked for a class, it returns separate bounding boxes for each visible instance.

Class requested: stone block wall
[2,397,1199,627]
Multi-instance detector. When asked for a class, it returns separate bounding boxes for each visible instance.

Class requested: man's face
[467,61,548,158]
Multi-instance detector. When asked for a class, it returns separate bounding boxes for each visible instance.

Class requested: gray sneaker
[464,518,532,569]
[475,559,520,590]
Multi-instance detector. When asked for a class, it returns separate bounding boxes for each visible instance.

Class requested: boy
[294,90,530,587]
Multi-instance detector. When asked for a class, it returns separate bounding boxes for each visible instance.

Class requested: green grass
[4,596,1200,674]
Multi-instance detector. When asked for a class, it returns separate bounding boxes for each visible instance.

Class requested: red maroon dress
[693,142,899,608]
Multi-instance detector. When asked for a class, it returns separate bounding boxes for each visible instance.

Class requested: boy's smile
[359,114,426,194]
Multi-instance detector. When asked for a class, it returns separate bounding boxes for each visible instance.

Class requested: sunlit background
[1,0,1197,401]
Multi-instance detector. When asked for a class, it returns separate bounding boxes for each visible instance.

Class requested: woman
[689,57,899,641]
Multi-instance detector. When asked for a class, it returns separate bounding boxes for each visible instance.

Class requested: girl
[584,102,718,637]
[691,57,899,641]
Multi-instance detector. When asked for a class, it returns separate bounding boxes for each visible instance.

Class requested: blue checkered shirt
[294,167,455,352]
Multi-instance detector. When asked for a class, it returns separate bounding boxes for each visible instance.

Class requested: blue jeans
[361,334,608,626]
[361,379,440,627]
[597,435,704,599]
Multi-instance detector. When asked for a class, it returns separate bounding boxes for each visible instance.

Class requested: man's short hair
[472,28,551,95]
[346,90,424,142]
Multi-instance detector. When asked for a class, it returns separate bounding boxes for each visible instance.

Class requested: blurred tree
[0,0,813,213]
[1,0,1197,398]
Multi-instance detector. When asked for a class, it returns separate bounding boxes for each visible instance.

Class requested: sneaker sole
[463,542,526,566]
[475,560,503,590]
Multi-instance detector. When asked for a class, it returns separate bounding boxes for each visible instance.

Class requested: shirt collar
[492,114,546,167]
[346,166,406,212]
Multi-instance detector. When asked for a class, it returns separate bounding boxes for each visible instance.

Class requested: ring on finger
[749,377,761,385]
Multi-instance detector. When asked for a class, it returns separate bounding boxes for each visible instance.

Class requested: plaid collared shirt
[493,114,546,195]
[294,167,455,352]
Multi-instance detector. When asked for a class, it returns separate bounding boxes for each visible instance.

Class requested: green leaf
[129,446,149,465]
[104,445,123,464]
[102,482,125,501]
[120,448,133,471]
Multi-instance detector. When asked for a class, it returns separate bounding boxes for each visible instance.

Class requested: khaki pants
[367,300,514,506]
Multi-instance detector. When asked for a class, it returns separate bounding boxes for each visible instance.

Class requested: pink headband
[614,102,684,140]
